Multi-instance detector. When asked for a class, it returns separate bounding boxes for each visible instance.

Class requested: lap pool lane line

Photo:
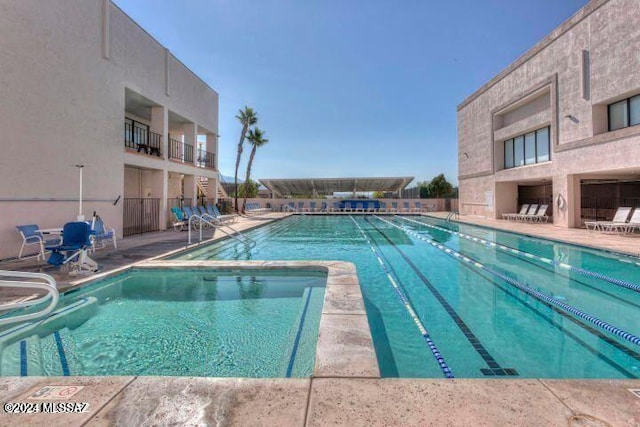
[398,215,640,294]
[375,216,640,349]
[364,217,518,377]
[348,216,454,378]
[398,217,640,311]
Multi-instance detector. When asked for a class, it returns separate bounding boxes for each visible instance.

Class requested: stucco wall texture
[0,0,219,259]
[457,0,640,227]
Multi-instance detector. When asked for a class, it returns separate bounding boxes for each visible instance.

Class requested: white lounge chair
[585,207,632,231]
[515,204,538,222]
[524,204,549,223]
[503,204,529,221]
[602,208,639,234]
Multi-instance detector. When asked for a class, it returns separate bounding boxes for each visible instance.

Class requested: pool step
[0,335,43,376]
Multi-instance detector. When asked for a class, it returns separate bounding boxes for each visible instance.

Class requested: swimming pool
[177,215,640,379]
[0,268,326,377]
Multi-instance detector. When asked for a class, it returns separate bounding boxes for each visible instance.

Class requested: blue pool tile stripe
[398,216,640,294]
[365,217,518,376]
[286,287,313,377]
[349,216,455,379]
[53,331,70,376]
[376,216,640,348]
[20,340,27,376]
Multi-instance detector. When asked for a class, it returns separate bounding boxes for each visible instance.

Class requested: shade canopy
[259,177,414,197]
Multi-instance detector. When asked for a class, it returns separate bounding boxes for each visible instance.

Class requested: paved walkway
[428,212,640,257]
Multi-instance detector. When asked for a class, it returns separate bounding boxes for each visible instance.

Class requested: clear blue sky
[115,0,588,186]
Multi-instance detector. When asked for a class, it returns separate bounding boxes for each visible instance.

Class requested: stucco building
[0,0,220,259]
[457,0,640,228]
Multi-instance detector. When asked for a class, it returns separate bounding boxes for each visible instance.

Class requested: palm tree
[234,107,258,213]
[242,127,268,213]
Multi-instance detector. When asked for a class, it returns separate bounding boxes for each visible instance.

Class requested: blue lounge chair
[309,202,317,212]
[320,202,328,212]
[208,204,237,223]
[46,222,98,275]
[16,224,62,260]
[391,202,398,212]
[402,202,410,212]
[171,207,187,231]
[379,202,387,212]
[344,202,354,212]
[91,216,116,251]
[355,202,364,212]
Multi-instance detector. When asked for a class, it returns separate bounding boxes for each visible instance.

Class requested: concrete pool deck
[0,377,638,426]
[427,212,640,258]
[0,211,639,426]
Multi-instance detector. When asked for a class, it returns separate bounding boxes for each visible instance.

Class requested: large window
[608,95,640,131]
[503,126,550,170]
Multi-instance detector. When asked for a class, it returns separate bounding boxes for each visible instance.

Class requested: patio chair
[16,224,62,260]
[211,204,237,223]
[390,202,399,212]
[379,202,387,212]
[616,208,640,234]
[355,202,365,212]
[515,204,538,222]
[585,207,632,231]
[330,202,341,212]
[320,202,328,212]
[402,202,410,213]
[46,222,98,275]
[502,204,529,221]
[344,202,354,212]
[413,202,423,213]
[91,216,117,251]
[309,202,317,212]
[525,204,549,223]
[171,207,187,231]
[298,202,306,212]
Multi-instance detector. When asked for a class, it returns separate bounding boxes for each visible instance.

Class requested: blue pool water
[177,215,640,379]
[0,269,325,377]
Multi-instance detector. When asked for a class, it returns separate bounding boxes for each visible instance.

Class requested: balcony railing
[168,138,194,163]
[197,149,215,169]
[124,123,162,157]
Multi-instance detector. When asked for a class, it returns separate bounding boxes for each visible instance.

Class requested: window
[536,127,550,162]
[503,126,550,170]
[524,132,536,165]
[514,136,524,167]
[608,95,640,131]
[504,139,514,169]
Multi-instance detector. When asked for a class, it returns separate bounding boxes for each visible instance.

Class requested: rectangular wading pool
[175,215,640,379]
[0,267,328,377]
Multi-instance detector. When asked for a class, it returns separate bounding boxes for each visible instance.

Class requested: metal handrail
[445,210,459,222]
[187,214,255,246]
[0,270,59,326]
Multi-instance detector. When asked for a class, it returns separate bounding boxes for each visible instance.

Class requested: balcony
[124,122,162,157]
[197,149,215,169]
[168,137,194,164]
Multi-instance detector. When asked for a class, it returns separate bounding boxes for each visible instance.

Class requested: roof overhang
[258,177,414,197]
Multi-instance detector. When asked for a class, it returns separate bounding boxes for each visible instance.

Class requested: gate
[123,198,161,236]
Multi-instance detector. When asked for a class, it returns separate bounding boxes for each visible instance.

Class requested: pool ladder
[187,214,257,247]
[445,210,459,222]
[0,270,59,326]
